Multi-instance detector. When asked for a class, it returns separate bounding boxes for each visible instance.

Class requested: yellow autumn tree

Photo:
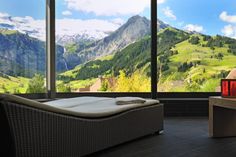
[114,70,150,92]
[114,70,130,92]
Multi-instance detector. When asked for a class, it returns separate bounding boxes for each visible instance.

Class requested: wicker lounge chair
[0,94,163,157]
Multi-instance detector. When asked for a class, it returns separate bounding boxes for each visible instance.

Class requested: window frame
[53,0,156,98]
[14,0,221,99]
[46,0,56,99]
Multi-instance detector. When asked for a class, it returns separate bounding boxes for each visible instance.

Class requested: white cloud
[0,11,123,41]
[62,10,72,16]
[0,16,13,25]
[0,13,45,40]
[162,7,176,20]
[12,16,34,23]
[110,18,125,26]
[0,12,9,18]
[56,18,121,39]
[219,11,236,38]
[220,11,236,24]
[158,0,166,4]
[221,24,236,38]
[64,0,150,16]
[184,24,204,33]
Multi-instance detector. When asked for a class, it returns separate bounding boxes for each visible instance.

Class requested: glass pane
[0,0,46,93]
[157,0,236,92]
[55,0,151,93]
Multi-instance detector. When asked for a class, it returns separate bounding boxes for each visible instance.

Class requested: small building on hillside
[215,68,236,92]
[77,76,116,92]
[225,69,236,79]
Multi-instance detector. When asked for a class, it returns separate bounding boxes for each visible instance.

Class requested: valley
[0,15,236,93]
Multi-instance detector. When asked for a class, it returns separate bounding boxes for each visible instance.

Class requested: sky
[0,0,45,18]
[0,0,236,39]
[158,0,236,38]
[55,0,151,38]
[0,0,150,40]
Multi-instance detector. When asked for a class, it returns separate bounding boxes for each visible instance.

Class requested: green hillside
[158,30,236,92]
[58,36,152,80]
[0,29,18,35]
[0,74,29,93]
[58,27,236,92]
[57,36,152,92]
[0,27,236,93]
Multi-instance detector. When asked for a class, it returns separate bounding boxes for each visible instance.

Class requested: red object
[221,79,236,97]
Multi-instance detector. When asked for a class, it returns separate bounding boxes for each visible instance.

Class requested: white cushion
[0,94,160,118]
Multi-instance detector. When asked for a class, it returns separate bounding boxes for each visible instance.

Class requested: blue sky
[55,0,150,22]
[0,0,236,38]
[158,0,236,37]
[0,0,45,19]
[0,0,150,38]
[0,0,150,21]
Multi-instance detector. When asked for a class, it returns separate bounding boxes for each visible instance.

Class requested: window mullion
[151,0,157,99]
[46,0,56,99]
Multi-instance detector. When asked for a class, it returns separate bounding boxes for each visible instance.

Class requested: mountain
[157,19,169,30]
[0,13,117,43]
[56,18,169,47]
[2,12,236,92]
[56,34,96,46]
[0,23,14,30]
[58,26,236,92]
[63,15,153,69]
[0,29,66,77]
[85,15,151,56]
[56,17,168,47]
[59,27,188,81]
[0,14,45,41]
[0,14,169,71]
[55,29,114,46]
[64,36,152,81]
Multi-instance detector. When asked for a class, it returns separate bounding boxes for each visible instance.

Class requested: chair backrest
[0,104,15,157]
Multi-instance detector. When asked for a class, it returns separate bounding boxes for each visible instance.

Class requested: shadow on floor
[88,117,236,157]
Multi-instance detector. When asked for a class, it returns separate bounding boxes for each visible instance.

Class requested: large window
[0,0,46,94]
[157,0,236,92]
[55,0,151,93]
[2,0,233,97]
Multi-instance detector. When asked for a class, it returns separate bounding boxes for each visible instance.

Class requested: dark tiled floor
[88,117,236,157]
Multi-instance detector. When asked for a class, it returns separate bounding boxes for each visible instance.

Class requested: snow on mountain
[0,13,45,40]
[55,18,120,45]
[56,29,113,46]
[0,12,121,42]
